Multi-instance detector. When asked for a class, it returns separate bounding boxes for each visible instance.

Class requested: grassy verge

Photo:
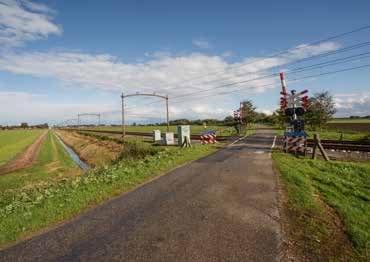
[273,151,369,260]
[0,130,45,166]
[0,140,219,247]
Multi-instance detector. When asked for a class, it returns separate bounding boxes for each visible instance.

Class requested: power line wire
[125,50,370,112]
[130,25,370,92]
[124,40,370,111]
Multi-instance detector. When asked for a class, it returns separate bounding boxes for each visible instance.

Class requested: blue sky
[0,0,370,125]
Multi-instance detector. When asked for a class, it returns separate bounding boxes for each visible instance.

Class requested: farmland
[0,131,81,191]
[329,118,370,123]
[326,122,370,133]
[0,130,45,166]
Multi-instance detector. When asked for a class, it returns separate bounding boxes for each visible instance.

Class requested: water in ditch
[53,131,88,172]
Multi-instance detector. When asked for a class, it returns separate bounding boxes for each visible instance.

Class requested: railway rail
[58,128,234,141]
[276,137,370,152]
[59,128,370,152]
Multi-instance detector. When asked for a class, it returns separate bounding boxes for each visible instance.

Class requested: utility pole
[121,93,125,137]
[166,95,169,132]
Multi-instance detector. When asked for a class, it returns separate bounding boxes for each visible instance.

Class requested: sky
[0,0,370,126]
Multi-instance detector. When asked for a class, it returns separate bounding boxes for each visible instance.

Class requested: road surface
[0,127,281,262]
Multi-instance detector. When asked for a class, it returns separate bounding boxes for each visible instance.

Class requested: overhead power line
[168,64,370,105]
[133,24,370,92]
[124,40,370,112]
[125,50,370,113]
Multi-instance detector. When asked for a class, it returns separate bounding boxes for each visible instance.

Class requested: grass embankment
[277,129,369,141]
[0,135,219,247]
[55,130,122,168]
[273,152,369,260]
[0,130,44,166]
[88,125,237,136]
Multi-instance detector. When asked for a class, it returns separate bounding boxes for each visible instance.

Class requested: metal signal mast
[121,93,169,137]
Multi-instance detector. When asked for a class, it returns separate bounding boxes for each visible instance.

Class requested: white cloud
[0,40,341,122]
[0,0,61,47]
[334,92,370,117]
[0,41,340,97]
[0,91,120,125]
[192,38,211,49]
[256,109,273,115]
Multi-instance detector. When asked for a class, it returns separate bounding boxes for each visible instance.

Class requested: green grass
[88,125,237,136]
[329,118,370,123]
[0,140,219,246]
[0,130,45,166]
[276,129,369,141]
[0,131,81,202]
[273,152,369,258]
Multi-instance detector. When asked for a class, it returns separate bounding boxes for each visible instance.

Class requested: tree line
[151,91,338,130]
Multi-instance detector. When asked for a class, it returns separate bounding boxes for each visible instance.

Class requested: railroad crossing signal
[280,72,310,156]
[279,72,309,117]
[233,110,240,120]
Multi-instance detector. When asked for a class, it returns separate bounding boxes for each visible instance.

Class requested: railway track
[276,137,370,152]
[59,129,370,152]
[59,128,234,141]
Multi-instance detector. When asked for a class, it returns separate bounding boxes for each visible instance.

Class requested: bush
[115,141,159,161]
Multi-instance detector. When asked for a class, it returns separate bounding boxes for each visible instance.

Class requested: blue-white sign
[201,130,217,135]
[284,132,308,137]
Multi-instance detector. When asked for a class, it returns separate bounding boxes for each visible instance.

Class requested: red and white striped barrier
[284,136,307,153]
[201,134,217,144]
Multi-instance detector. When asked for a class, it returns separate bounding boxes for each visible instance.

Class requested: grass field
[0,130,45,166]
[0,138,219,246]
[0,130,81,194]
[277,129,369,141]
[88,125,237,136]
[273,152,369,259]
[329,118,370,123]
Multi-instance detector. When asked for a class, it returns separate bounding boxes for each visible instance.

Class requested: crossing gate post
[312,133,330,161]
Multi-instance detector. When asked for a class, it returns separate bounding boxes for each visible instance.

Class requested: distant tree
[223,116,235,126]
[306,91,336,129]
[20,122,28,129]
[132,122,136,126]
[241,100,256,126]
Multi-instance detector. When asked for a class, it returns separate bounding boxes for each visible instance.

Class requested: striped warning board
[200,130,217,144]
[284,132,308,153]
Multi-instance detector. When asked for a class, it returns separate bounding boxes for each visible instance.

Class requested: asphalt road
[0,127,280,262]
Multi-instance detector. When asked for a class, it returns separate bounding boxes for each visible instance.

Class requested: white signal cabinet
[153,130,161,142]
[162,132,174,145]
[178,125,191,146]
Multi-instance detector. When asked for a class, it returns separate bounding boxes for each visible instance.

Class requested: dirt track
[0,130,48,176]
